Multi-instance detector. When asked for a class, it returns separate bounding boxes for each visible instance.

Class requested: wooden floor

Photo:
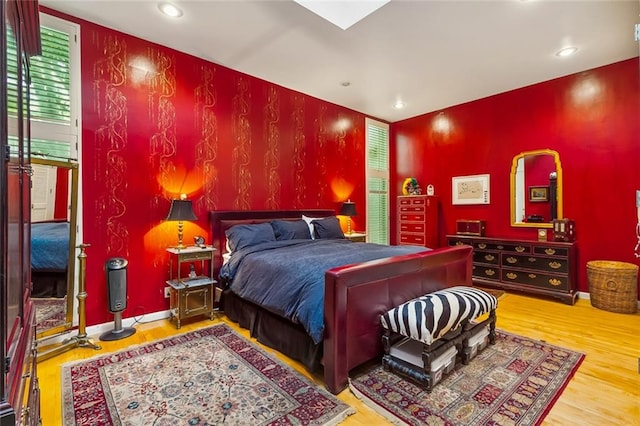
[38,292,640,425]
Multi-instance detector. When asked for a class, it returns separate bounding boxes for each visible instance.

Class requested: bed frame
[209,209,473,394]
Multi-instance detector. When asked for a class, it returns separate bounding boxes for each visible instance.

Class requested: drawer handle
[545,248,556,255]
[549,261,562,269]
[484,254,495,261]
[478,243,487,249]
[455,241,464,246]
[497,245,504,250]
[528,273,537,278]
[506,272,517,279]
[515,246,526,253]
[528,257,537,263]
[506,257,517,264]
[549,278,562,286]
[485,269,495,276]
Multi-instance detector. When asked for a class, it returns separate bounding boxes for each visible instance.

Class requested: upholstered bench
[380,286,497,391]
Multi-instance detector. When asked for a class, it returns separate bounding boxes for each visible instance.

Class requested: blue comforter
[220,239,428,344]
[31,221,70,271]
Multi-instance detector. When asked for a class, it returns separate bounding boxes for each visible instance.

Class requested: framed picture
[529,186,549,202]
[452,174,490,205]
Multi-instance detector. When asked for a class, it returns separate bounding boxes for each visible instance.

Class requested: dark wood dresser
[397,195,439,248]
[447,235,578,304]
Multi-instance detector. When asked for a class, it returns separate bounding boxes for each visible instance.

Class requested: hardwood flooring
[37,292,640,425]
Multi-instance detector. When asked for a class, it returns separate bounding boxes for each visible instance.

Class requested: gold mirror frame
[31,157,78,340]
[510,149,563,228]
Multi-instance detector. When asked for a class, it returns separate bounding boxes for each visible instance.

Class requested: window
[365,118,389,244]
[7,13,79,160]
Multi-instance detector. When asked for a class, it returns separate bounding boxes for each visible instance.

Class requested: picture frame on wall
[529,186,549,202]
[452,174,490,205]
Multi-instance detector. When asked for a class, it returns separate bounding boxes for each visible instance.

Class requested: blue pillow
[271,220,312,240]
[225,223,276,252]
[311,216,345,239]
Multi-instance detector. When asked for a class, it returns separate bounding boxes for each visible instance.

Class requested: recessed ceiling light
[341,81,351,87]
[393,100,405,110]
[556,47,578,57]
[158,2,183,18]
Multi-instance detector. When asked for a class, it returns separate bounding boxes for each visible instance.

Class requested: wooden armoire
[1,0,42,424]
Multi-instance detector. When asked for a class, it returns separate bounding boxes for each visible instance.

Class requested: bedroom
[1,0,639,424]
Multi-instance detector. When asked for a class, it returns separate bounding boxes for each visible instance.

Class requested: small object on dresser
[537,228,548,241]
[426,184,435,196]
[552,219,575,242]
[456,219,486,236]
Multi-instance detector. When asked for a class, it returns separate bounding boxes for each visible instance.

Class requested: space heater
[100,257,136,341]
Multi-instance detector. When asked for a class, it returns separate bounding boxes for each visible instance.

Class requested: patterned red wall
[71,18,367,326]
[391,58,640,295]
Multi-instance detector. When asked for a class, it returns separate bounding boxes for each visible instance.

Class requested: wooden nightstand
[166,246,217,328]
[344,232,366,242]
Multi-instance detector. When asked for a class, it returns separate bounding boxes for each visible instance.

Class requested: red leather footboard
[323,245,473,394]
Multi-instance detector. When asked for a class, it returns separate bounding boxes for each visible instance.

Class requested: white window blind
[7,13,78,160]
[365,118,390,245]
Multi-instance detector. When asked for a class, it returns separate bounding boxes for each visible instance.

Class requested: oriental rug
[62,323,354,425]
[349,330,584,426]
[33,297,65,330]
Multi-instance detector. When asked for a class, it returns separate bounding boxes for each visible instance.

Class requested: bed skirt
[220,288,323,372]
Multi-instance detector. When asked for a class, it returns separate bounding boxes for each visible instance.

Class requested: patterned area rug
[62,324,354,425]
[349,330,584,425]
[33,297,65,330]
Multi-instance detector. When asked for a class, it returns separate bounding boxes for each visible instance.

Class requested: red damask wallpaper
[74,18,367,325]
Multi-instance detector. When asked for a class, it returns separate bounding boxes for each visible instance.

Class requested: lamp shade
[166,199,197,222]
[340,200,357,217]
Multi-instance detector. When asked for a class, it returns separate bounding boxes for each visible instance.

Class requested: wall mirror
[31,157,78,340]
[510,149,563,228]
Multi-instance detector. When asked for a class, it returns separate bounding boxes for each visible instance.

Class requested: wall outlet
[164,286,170,298]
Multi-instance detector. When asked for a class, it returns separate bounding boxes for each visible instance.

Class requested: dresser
[446,235,578,304]
[397,195,439,248]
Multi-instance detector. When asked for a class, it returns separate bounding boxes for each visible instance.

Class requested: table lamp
[340,199,357,235]
[166,195,197,249]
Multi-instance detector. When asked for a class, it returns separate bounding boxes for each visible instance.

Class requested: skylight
[294,0,390,30]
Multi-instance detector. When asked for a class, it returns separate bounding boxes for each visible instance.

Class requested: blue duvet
[220,239,427,344]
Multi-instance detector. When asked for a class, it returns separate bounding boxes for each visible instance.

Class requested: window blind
[7,14,77,160]
[365,118,390,245]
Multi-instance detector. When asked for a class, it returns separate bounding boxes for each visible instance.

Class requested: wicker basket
[587,260,638,314]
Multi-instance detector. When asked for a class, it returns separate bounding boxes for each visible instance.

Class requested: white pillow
[302,215,320,240]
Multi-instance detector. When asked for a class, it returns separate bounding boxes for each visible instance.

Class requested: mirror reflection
[31,158,78,339]
[510,149,563,228]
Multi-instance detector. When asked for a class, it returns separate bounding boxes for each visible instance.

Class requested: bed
[210,209,473,394]
[31,220,70,298]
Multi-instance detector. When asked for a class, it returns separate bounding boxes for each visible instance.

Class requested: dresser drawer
[399,233,425,245]
[399,197,426,206]
[399,205,426,213]
[473,250,499,265]
[473,264,500,281]
[399,213,426,222]
[502,268,569,291]
[502,254,568,273]
[400,222,425,233]
[533,246,569,257]
[499,243,532,254]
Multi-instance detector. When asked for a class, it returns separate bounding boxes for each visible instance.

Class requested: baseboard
[577,291,640,308]
[39,310,171,347]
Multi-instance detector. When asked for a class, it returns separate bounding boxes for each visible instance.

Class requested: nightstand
[344,232,366,242]
[166,246,217,328]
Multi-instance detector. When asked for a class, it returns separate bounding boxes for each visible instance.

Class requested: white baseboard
[39,310,171,347]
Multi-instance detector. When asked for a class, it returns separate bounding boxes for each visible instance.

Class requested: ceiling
[40,0,639,122]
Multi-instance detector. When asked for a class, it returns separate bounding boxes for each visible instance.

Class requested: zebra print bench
[380,286,497,391]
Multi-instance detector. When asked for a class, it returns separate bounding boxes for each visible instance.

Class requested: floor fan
[100,257,136,341]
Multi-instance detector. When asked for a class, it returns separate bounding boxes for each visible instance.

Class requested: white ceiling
[40,0,639,122]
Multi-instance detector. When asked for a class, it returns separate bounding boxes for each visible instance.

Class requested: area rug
[33,297,65,330]
[62,324,354,425]
[349,330,584,425]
